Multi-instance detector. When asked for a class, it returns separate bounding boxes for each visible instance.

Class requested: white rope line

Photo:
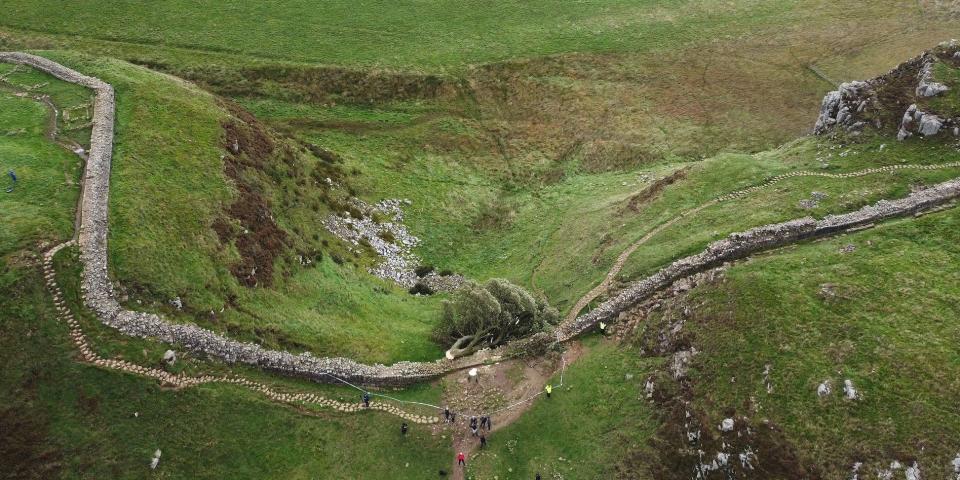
[329,352,570,419]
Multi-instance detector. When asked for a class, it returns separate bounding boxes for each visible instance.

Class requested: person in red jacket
[457,452,466,466]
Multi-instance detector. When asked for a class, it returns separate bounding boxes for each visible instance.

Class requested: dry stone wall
[560,178,960,339]
[6,52,960,387]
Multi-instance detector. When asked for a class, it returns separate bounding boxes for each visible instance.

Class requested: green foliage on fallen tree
[435,278,558,358]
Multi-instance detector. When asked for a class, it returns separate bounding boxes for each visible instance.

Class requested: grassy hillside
[634,204,960,477]
[1,53,445,364]
[3,3,960,478]
[0,1,815,69]
[467,337,661,479]
[0,266,451,480]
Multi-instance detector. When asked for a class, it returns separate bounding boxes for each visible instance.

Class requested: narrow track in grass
[564,160,960,323]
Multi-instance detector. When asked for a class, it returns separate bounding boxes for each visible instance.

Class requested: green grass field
[2,1,960,478]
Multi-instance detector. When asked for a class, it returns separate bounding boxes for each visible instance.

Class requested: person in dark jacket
[362,392,370,407]
[401,422,408,436]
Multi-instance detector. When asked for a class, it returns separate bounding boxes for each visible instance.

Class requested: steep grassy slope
[632,204,960,478]
[1,53,445,364]
[2,3,956,331]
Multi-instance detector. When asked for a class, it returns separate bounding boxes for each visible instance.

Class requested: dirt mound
[814,40,960,139]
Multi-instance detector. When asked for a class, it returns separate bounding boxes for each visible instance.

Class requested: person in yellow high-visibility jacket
[545,384,552,398]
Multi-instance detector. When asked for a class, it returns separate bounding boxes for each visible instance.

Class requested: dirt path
[443,342,585,479]
[564,200,718,323]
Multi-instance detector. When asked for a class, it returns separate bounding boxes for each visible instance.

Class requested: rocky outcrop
[813,81,877,134]
[814,40,960,140]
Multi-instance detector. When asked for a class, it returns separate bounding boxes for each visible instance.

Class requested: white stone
[817,380,831,397]
[843,379,859,399]
[919,114,943,136]
[904,461,921,480]
[719,418,735,432]
[162,350,176,365]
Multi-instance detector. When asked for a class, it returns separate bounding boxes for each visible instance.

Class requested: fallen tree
[436,278,558,359]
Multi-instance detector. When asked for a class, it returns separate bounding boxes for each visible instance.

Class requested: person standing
[536,473,542,480]
[401,422,408,436]
[545,384,552,398]
[444,407,451,422]
[457,452,466,466]
[480,435,487,448]
[362,392,370,408]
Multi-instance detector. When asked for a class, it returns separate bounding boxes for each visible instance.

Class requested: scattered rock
[719,418,735,432]
[817,380,832,397]
[150,449,161,470]
[850,461,863,480]
[843,379,860,400]
[670,348,697,379]
[169,296,183,311]
[904,461,921,480]
[162,349,176,366]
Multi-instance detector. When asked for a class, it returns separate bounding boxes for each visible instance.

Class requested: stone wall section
[5,52,960,387]
[560,178,960,339]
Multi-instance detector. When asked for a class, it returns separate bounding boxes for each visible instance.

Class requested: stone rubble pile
[322,197,464,291]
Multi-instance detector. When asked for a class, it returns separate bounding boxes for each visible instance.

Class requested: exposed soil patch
[439,342,584,480]
[132,59,463,105]
[0,404,62,480]
[215,102,288,287]
[623,167,690,214]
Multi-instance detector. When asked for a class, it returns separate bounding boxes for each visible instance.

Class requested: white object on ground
[817,380,831,397]
[719,418,735,432]
[149,449,161,470]
[843,379,859,399]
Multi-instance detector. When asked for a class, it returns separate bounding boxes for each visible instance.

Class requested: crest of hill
[814,40,960,140]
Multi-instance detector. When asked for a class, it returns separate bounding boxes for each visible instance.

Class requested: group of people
[362,379,560,475]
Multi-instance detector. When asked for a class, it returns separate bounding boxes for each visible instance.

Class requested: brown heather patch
[216,102,288,288]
